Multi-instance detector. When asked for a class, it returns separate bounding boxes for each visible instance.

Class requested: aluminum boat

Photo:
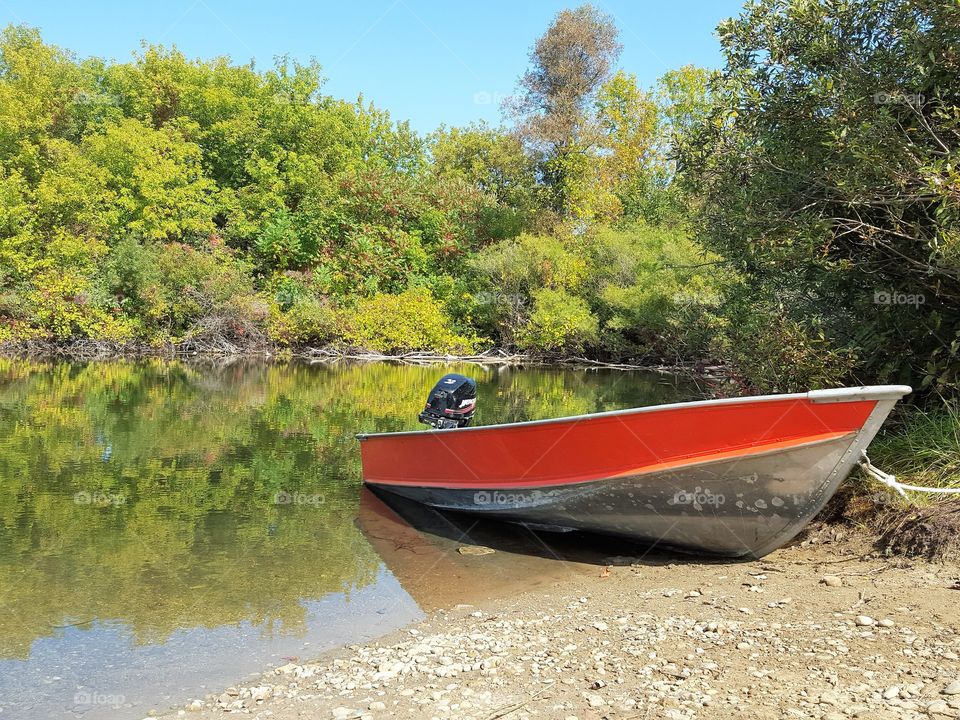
[358,385,911,558]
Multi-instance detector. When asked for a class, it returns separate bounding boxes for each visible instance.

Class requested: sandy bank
[156,533,960,720]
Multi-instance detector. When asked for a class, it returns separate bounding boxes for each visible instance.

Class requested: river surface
[0,359,702,719]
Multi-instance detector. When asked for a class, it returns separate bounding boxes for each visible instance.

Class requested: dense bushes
[2,2,958,404]
[0,27,523,350]
[340,289,476,355]
[680,0,960,393]
[465,223,730,359]
[0,22,771,367]
[516,289,598,353]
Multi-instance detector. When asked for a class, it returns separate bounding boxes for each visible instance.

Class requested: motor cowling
[418,374,477,429]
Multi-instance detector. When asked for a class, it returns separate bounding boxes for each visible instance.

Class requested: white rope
[859,450,960,498]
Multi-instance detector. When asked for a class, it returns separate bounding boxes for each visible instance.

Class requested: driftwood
[0,339,727,377]
[296,347,727,376]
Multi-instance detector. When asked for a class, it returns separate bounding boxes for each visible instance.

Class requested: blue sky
[0,0,745,134]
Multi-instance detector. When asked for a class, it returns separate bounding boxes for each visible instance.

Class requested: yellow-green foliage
[341,288,474,354]
[268,295,338,346]
[0,27,531,348]
[470,233,588,295]
[517,288,599,353]
[589,223,729,338]
[468,223,730,357]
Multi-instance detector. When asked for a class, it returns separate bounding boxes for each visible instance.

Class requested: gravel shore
[158,536,960,720]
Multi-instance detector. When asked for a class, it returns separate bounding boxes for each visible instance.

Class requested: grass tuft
[866,401,960,499]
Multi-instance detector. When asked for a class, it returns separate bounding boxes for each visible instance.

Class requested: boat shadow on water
[356,488,745,611]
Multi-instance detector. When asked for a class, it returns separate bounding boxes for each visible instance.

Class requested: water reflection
[0,358,699,718]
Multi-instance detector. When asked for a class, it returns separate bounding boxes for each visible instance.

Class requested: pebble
[583,692,604,708]
[163,555,960,720]
[822,575,843,587]
[819,691,840,705]
[457,545,495,556]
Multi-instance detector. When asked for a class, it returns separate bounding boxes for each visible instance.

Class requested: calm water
[0,359,701,719]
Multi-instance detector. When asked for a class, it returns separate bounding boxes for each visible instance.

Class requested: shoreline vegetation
[1,0,958,542]
[0,338,727,376]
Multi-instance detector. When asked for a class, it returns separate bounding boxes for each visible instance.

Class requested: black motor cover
[418,374,477,429]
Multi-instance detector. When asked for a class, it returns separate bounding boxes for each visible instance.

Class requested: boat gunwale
[355,385,912,441]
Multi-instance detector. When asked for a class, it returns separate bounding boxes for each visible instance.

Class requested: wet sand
[155,499,960,720]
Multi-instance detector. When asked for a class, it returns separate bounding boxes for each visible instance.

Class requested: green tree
[430,122,539,237]
[681,0,960,393]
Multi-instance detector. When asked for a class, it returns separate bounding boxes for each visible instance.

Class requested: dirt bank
[157,533,960,720]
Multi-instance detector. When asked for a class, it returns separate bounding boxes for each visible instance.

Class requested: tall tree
[509,5,621,220]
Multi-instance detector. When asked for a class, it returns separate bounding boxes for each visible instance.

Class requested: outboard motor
[418,374,477,429]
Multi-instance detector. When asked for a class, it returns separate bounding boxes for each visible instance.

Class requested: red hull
[360,394,875,489]
[357,387,910,557]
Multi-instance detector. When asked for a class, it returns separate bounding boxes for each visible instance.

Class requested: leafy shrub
[153,243,257,336]
[341,288,474,354]
[516,288,598,354]
[718,300,859,394]
[101,236,166,328]
[468,233,588,343]
[585,223,730,358]
[268,295,338,347]
[28,268,134,341]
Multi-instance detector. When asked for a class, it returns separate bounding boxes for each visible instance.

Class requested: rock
[855,615,875,626]
[591,621,609,631]
[185,700,203,712]
[249,686,271,702]
[583,692,604,708]
[878,618,895,628]
[332,708,356,720]
[457,545,495,556]
[883,686,900,700]
[821,575,843,587]
[819,691,840,705]
[927,699,951,715]
[368,701,386,711]
[943,680,960,695]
